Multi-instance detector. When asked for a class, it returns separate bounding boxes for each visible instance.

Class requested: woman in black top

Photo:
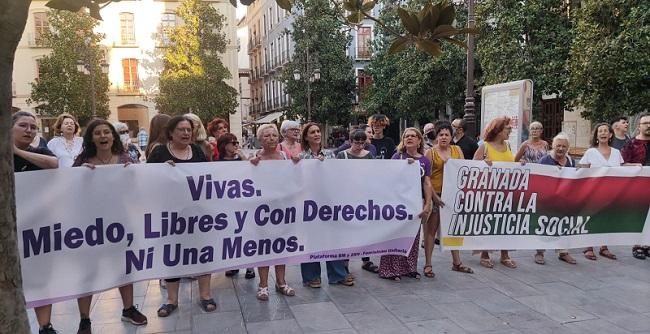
[13,111,60,334]
[217,133,249,161]
[146,116,215,316]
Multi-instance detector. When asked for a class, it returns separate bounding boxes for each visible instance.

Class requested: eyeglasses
[119,130,129,134]
[288,128,300,132]
[229,141,239,145]
[352,140,365,145]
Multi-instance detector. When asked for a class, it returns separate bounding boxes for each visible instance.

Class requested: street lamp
[452,0,478,138]
[76,39,109,118]
[292,49,320,122]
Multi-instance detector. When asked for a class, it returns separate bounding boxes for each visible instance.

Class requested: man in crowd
[611,116,631,150]
[137,127,148,152]
[369,114,396,159]
[451,118,478,159]
[621,113,650,260]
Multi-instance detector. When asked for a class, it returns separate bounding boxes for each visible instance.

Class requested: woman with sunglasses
[215,133,256,279]
[378,128,441,281]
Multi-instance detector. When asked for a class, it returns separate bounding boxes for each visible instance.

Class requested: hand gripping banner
[16,160,422,308]
[440,159,650,250]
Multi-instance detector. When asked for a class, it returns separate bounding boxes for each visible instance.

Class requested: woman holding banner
[147,116,217,316]
[378,127,440,281]
[473,116,518,269]
[536,133,577,265]
[578,123,624,261]
[424,121,473,278]
[299,123,354,288]
[73,119,148,331]
[13,111,60,334]
[249,124,297,300]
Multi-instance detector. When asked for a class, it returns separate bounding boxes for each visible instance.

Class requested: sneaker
[77,318,91,334]
[39,323,57,334]
[122,305,148,325]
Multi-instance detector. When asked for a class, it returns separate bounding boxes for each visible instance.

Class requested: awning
[253,111,284,124]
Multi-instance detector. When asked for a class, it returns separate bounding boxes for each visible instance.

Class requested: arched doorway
[117,104,149,137]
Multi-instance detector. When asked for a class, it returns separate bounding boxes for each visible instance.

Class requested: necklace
[96,154,114,165]
[63,137,76,154]
[168,143,191,160]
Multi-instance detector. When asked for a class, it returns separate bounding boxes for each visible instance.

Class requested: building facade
[12,0,241,139]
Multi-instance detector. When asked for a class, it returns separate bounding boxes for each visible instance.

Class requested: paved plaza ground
[30,245,650,333]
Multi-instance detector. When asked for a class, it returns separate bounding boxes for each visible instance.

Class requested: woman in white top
[578,122,624,261]
[47,113,83,167]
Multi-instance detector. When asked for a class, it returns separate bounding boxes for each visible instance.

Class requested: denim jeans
[301,260,348,284]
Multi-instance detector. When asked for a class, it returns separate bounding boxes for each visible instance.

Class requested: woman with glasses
[299,123,353,287]
[13,111,59,334]
[378,128,441,281]
[147,115,217,316]
[424,121,473,278]
[113,122,142,163]
[277,120,302,159]
[249,124,296,300]
[215,133,256,279]
[514,121,550,265]
[334,125,377,157]
[473,116,517,269]
[47,112,83,167]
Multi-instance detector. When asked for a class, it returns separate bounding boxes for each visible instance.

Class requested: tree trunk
[0,1,32,333]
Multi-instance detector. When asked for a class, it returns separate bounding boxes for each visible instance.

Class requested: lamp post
[292,49,320,122]
[463,0,477,138]
[76,38,109,118]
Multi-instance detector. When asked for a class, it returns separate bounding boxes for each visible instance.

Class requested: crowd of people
[12,110,650,334]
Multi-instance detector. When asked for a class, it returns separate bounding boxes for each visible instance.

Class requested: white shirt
[47,136,83,167]
[579,147,624,167]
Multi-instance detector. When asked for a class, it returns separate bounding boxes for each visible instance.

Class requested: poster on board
[480,80,533,152]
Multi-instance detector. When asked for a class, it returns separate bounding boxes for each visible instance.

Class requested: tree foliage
[155,0,238,121]
[363,0,467,123]
[28,9,110,124]
[566,0,650,122]
[475,0,572,116]
[282,0,356,124]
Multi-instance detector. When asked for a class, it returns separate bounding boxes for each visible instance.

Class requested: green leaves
[276,0,293,11]
[385,1,472,57]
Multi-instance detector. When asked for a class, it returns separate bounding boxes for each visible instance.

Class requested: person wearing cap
[423,123,435,149]
[277,120,302,159]
[368,114,396,159]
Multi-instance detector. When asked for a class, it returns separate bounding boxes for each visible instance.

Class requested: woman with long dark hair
[145,113,172,157]
[72,119,148,331]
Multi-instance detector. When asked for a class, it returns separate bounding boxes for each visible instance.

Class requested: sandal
[157,303,178,317]
[452,262,474,274]
[256,286,269,301]
[275,284,295,296]
[361,261,379,273]
[336,279,354,286]
[306,278,321,288]
[500,258,517,268]
[558,253,577,264]
[199,298,217,312]
[480,257,494,268]
[344,275,355,283]
[534,253,545,265]
[583,249,597,261]
[632,247,646,260]
[599,248,617,260]
[245,268,256,279]
[423,265,435,278]
[406,271,421,279]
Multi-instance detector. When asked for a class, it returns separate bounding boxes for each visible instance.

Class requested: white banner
[16,160,422,308]
[440,159,650,250]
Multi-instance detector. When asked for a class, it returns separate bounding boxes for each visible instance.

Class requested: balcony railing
[116,81,141,95]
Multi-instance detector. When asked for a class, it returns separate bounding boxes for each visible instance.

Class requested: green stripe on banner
[529,211,647,235]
